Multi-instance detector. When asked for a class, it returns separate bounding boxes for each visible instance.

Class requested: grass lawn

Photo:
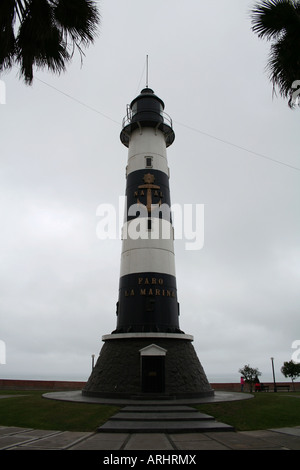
[0,390,300,432]
[196,391,300,431]
[0,390,119,432]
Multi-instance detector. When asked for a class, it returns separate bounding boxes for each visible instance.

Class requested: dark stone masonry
[82,337,213,398]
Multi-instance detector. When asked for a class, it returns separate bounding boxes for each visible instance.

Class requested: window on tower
[145,156,153,168]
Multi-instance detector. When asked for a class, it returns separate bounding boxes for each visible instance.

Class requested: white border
[102,332,194,341]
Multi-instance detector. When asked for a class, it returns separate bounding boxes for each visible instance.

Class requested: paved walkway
[1,425,300,450]
[1,391,300,451]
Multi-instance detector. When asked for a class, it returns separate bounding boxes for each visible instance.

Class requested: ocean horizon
[0,372,290,384]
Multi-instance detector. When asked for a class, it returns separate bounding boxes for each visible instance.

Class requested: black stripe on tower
[114,272,182,334]
[126,169,172,222]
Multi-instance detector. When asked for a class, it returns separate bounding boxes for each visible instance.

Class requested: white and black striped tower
[116,87,180,335]
[83,87,213,399]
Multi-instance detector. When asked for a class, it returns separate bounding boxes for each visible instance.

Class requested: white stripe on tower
[120,126,175,277]
[126,127,169,176]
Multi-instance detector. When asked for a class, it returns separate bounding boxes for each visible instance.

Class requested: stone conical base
[82,334,214,399]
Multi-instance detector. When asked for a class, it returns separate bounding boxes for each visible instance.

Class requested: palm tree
[251,0,300,108]
[0,0,100,84]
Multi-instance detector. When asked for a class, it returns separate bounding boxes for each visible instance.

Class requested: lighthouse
[116,87,180,335]
[83,87,213,399]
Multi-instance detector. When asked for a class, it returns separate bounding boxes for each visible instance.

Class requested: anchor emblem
[134,173,163,214]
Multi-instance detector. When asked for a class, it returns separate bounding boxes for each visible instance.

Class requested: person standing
[240,376,245,392]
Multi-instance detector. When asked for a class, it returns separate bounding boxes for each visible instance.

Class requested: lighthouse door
[140,344,167,393]
[141,356,165,393]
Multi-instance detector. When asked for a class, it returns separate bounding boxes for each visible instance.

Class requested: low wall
[0,379,299,392]
[212,382,300,392]
[0,379,85,391]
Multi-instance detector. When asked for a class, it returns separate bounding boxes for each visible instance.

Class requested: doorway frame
[139,344,167,393]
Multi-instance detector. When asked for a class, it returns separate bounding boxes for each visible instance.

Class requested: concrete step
[120,405,197,412]
[97,405,235,433]
[110,411,215,421]
[98,419,234,433]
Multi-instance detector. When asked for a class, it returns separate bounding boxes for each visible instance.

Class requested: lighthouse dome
[120,88,175,148]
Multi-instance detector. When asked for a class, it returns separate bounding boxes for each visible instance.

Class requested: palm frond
[53,0,100,46]
[251,0,300,108]
[15,0,69,84]
[0,0,100,84]
[0,0,17,70]
[251,0,300,40]
[267,31,300,106]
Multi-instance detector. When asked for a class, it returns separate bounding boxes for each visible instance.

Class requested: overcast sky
[1,0,299,384]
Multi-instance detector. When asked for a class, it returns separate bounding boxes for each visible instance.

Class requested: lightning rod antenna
[146,55,149,88]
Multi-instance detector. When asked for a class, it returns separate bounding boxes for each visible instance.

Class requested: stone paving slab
[0,434,38,450]
[123,433,174,450]
[69,433,129,450]
[0,429,62,450]
[170,433,230,450]
[269,426,300,437]
[13,429,62,439]
[1,425,300,450]
[202,431,286,450]
[0,426,33,436]
[9,431,92,450]
[241,429,300,450]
